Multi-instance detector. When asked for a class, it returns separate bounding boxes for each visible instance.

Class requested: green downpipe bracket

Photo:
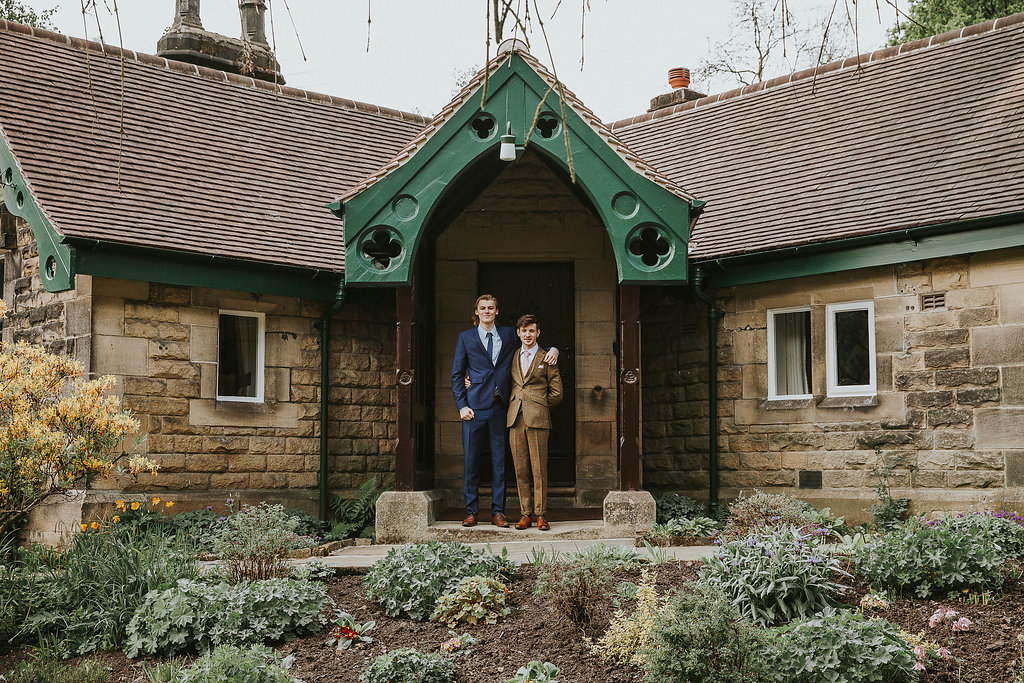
[0,127,74,292]
[319,280,346,524]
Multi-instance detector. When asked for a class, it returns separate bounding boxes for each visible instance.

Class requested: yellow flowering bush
[0,300,149,538]
[588,569,665,667]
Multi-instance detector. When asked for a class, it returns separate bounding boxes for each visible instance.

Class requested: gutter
[692,267,723,509]
[319,279,346,523]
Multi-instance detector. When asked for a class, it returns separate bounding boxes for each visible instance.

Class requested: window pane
[218,314,259,398]
[773,311,811,396]
[835,309,870,386]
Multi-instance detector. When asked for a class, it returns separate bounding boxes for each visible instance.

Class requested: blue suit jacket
[451,326,518,411]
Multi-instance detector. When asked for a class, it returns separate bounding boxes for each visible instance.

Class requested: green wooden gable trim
[68,240,342,300]
[0,128,74,292]
[700,213,1024,289]
[338,53,697,286]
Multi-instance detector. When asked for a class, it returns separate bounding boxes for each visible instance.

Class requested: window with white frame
[767,307,812,399]
[825,301,876,396]
[217,310,265,402]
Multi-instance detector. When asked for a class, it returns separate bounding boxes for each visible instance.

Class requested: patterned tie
[486,332,494,365]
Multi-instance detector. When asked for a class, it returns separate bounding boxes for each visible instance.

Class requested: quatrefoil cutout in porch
[628,225,672,269]
[362,228,403,270]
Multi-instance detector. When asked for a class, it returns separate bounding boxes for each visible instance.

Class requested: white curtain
[775,312,810,396]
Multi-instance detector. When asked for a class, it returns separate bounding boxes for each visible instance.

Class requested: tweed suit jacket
[506,347,563,429]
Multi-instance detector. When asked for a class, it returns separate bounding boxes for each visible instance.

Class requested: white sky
[36,1,898,122]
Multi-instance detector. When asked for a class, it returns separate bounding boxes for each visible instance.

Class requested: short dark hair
[516,314,539,330]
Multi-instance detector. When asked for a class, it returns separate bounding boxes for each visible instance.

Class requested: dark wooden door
[478,262,576,487]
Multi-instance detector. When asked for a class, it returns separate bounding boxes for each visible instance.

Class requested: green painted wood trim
[0,126,74,292]
[70,241,341,300]
[340,54,698,286]
[700,214,1024,288]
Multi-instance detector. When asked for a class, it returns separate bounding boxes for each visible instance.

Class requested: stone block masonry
[642,251,1024,522]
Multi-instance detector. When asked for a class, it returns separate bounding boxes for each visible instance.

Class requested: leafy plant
[328,476,387,540]
[589,569,663,667]
[325,611,375,651]
[722,491,820,541]
[124,578,333,657]
[359,648,457,683]
[643,583,765,682]
[534,549,616,627]
[165,508,226,553]
[439,631,477,654]
[150,644,300,683]
[284,508,326,538]
[506,661,560,683]
[701,526,849,626]
[431,575,510,628]
[648,516,719,538]
[0,656,112,683]
[289,558,334,581]
[931,508,1024,558]
[0,301,146,541]
[363,542,512,621]
[11,525,198,658]
[212,502,314,583]
[567,542,646,569]
[655,492,705,523]
[855,517,1005,598]
[760,609,918,682]
[869,453,910,531]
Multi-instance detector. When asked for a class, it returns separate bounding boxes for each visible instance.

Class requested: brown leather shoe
[461,513,477,527]
[515,514,531,530]
[537,516,550,531]
[491,512,509,527]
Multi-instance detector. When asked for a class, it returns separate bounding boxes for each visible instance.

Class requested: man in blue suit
[451,294,557,527]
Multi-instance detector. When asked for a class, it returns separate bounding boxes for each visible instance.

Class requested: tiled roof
[612,13,1024,261]
[0,20,427,272]
[336,48,696,205]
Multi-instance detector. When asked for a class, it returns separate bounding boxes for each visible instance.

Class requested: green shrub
[124,578,332,657]
[643,583,764,682]
[212,502,315,583]
[723,491,818,541]
[934,509,1024,558]
[0,656,112,683]
[534,550,616,627]
[590,569,663,667]
[431,575,510,628]
[183,644,298,683]
[655,492,705,523]
[648,516,719,538]
[288,558,335,581]
[506,661,560,682]
[701,526,848,626]
[568,542,646,568]
[759,609,917,682]
[363,542,512,621]
[869,454,910,531]
[855,516,1005,598]
[284,508,326,538]
[12,526,198,658]
[328,476,386,540]
[165,509,225,553]
[359,648,457,683]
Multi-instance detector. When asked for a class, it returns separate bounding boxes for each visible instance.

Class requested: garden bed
[3,558,1024,682]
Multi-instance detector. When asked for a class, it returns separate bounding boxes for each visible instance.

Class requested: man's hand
[464,376,471,389]
[543,347,559,364]
[459,406,475,420]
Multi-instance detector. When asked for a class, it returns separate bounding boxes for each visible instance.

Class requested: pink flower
[914,661,927,671]
[938,646,951,659]
[914,645,927,659]
[952,616,972,632]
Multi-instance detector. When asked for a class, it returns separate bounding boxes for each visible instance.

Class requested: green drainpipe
[692,268,723,509]
[319,280,346,524]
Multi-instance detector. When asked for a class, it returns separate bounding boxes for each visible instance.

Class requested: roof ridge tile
[0,17,430,125]
[610,10,1024,131]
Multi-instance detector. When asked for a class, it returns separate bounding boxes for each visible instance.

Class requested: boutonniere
[538,364,545,369]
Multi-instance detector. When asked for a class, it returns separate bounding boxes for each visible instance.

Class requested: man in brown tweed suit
[506,314,563,531]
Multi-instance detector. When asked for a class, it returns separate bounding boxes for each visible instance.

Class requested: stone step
[423,519,612,543]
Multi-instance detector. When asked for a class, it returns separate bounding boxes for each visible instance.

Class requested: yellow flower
[90,521,99,529]
[111,515,120,523]
[165,501,174,508]
[130,502,140,510]
[80,523,87,532]
[116,500,125,510]
[152,497,161,505]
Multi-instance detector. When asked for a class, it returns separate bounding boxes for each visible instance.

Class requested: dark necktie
[486,332,494,365]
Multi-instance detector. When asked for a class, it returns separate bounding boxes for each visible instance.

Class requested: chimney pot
[668,67,691,90]
[239,0,269,47]
[172,0,203,29]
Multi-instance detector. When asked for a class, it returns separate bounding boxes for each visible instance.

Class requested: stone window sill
[817,395,878,409]
[761,398,814,410]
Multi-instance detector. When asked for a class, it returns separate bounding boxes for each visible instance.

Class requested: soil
[2,559,1023,682]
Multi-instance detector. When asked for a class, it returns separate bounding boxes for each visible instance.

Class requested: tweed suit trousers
[509,412,548,517]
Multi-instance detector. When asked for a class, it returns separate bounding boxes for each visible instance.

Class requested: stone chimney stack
[157,0,284,83]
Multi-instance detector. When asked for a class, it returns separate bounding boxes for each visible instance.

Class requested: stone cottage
[1,2,1023,542]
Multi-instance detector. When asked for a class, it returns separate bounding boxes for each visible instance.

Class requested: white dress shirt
[520,344,537,376]
[477,324,501,364]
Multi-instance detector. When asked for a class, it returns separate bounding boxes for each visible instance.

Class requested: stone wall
[646,250,1024,520]
[433,152,619,510]
[89,278,396,510]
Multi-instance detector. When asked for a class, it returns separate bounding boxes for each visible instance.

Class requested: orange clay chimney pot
[668,67,691,89]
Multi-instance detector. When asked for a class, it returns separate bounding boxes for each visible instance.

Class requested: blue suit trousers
[462,401,506,516]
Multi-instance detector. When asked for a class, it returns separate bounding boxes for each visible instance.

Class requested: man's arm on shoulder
[546,361,563,408]
[543,346,558,364]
